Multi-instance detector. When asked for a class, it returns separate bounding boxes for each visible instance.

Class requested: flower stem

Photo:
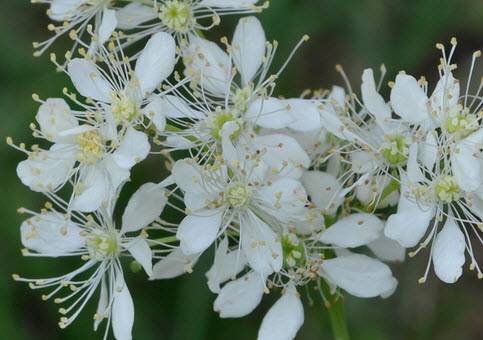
[327,296,350,340]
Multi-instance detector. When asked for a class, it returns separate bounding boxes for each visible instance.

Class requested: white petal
[135,32,176,95]
[214,272,265,318]
[320,254,396,298]
[112,277,134,340]
[390,74,429,123]
[112,127,150,169]
[116,3,157,30]
[258,284,304,340]
[302,171,344,215]
[17,145,75,193]
[150,248,198,280]
[384,183,435,248]
[350,150,378,174]
[240,211,283,276]
[246,97,292,129]
[126,238,153,276]
[177,209,224,255]
[452,129,483,192]
[122,183,167,234]
[184,36,230,96]
[318,213,384,247]
[368,235,406,262]
[206,238,247,293]
[71,165,109,212]
[36,98,79,142]
[257,177,308,223]
[144,95,203,122]
[94,278,108,331]
[432,218,466,283]
[285,99,321,132]
[49,0,83,21]
[21,212,85,255]
[253,134,310,179]
[98,8,117,45]
[232,16,266,85]
[361,69,391,129]
[200,0,258,7]
[172,159,205,193]
[430,71,460,117]
[67,58,113,102]
[420,132,438,170]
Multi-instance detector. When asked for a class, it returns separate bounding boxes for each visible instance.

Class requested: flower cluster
[10,1,482,339]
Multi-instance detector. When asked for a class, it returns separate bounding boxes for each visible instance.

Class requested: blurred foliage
[0,0,482,339]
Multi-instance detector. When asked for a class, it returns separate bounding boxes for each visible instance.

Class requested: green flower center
[111,92,140,124]
[208,111,242,141]
[226,182,252,208]
[232,86,252,113]
[436,175,461,203]
[159,0,194,33]
[443,107,478,140]
[77,130,104,164]
[282,233,305,268]
[381,134,409,166]
[86,229,120,261]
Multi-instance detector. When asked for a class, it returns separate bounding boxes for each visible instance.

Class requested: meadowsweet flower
[384,40,483,283]
[15,98,148,212]
[14,183,167,339]
[116,0,267,50]
[33,0,118,57]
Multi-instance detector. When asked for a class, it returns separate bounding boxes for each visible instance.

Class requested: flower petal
[135,32,176,95]
[214,272,265,318]
[302,171,344,215]
[116,3,157,30]
[150,248,199,280]
[232,16,266,85]
[246,97,292,129]
[240,211,283,276]
[452,129,483,192]
[36,98,79,142]
[199,0,258,7]
[177,209,224,255]
[67,58,113,102]
[206,238,247,293]
[320,253,397,298]
[126,238,153,276]
[368,235,406,262]
[253,134,310,179]
[17,145,75,193]
[112,127,150,169]
[98,8,117,45]
[257,284,304,340]
[361,68,391,129]
[21,212,85,255]
[285,99,321,132]
[122,183,167,234]
[390,74,429,123]
[432,218,466,283]
[184,36,231,96]
[112,277,134,340]
[318,213,384,248]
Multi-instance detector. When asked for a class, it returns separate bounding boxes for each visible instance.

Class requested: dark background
[0,0,482,339]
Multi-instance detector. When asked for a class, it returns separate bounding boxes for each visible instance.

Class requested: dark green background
[0,0,482,339]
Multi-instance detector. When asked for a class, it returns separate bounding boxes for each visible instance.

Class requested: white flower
[34,0,118,57]
[172,155,308,276]
[65,31,177,129]
[116,0,267,50]
[384,42,483,283]
[15,98,149,212]
[15,182,167,339]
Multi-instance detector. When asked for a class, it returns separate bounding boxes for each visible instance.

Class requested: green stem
[326,296,350,340]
